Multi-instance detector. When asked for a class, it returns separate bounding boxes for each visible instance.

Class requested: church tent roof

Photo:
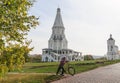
[53,8,64,27]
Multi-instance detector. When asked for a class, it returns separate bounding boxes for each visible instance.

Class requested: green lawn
[21,60,106,73]
[1,60,120,83]
[0,73,50,83]
[22,60,99,73]
[22,62,59,73]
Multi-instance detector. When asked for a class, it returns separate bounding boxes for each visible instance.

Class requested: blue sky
[28,0,120,56]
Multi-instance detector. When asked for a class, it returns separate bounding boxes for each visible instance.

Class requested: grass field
[0,73,52,83]
[0,60,120,83]
[22,60,118,74]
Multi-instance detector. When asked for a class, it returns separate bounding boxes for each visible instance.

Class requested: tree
[29,54,41,62]
[0,0,39,77]
[84,55,94,60]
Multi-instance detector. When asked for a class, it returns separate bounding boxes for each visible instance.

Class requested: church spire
[53,8,64,27]
[49,8,68,50]
[110,34,112,38]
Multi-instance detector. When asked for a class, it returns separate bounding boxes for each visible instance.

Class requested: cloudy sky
[28,0,120,56]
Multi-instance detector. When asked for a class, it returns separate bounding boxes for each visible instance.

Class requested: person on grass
[56,57,68,76]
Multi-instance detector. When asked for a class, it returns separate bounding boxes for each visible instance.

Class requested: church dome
[108,34,114,40]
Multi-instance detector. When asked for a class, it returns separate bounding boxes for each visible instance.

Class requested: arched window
[111,46,113,51]
[45,57,48,62]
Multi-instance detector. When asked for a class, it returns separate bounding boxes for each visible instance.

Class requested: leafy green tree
[29,54,41,62]
[0,0,39,77]
[84,55,94,60]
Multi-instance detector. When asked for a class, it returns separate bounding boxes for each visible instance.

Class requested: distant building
[92,55,104,59]
[42,8,84,62]
[106,34,120,60]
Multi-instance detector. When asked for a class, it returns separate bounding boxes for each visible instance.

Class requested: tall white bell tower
[107,34,119,60]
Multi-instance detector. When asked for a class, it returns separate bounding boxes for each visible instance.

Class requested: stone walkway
[52,63,120,83]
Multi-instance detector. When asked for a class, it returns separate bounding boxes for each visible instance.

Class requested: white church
[42,8,84,62]
[106,34,120,60]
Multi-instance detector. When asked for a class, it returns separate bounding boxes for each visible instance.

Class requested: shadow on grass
[45,75,62,83]
[29,65,56,69]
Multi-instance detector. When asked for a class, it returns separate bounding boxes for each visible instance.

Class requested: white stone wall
[42,52,83,62]
[107,39,115,53]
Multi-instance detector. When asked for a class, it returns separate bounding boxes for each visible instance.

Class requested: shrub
[84,55,94,60]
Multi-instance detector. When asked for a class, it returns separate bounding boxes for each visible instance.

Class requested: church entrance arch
[45,57,48,62]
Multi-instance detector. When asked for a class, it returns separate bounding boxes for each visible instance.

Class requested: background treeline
[28,54,42,62]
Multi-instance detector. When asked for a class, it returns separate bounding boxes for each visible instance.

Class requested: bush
[29,54,41,62]
[84,55,94,60]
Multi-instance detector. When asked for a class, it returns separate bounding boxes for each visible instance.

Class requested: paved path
[52,63,120,83]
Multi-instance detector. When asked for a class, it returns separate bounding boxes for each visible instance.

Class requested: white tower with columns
[107,34,120,60]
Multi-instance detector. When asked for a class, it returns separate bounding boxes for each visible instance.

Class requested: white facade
[42,8,84,62]
[106,34,120,60]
